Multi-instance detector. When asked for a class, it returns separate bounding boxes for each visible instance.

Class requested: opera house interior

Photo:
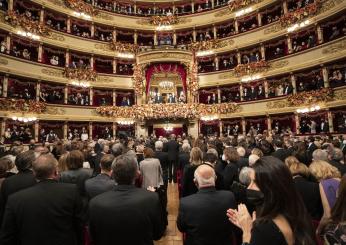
[0,0,345,244]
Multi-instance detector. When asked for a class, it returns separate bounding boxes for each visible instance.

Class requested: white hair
[194,168,216,187]
[155,141,163,151]
[237,146,246,157]
[182,143,191,153]
[239,167,252,186]
[248,154,260,166]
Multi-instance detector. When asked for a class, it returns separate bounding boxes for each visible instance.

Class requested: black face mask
[246,189,264,207]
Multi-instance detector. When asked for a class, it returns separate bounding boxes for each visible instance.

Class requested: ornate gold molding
[322,39,346,54]
[45,106,66,115]
[269,60,289,69]
[137,51,193,64]
[0,58,8,65]
[263,23,282,35]
[0,98,47,113]
[41,68,63,77]
[266,100,288,109]
[46,33,65,42]
[334,89,346,100]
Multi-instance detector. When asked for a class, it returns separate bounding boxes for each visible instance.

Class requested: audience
[139,148,163,190]
[182,147,203,197]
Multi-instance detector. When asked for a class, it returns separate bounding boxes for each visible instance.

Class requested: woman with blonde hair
[182,147,203,197]
[285,156,323,220]
[309,160,341,223]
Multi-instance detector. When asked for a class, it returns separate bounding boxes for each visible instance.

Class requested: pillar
[267,116,272,132]
[291,74,297,94]
[264,80,269,98]
[327,111,333,133]
[219,120,222,136]
[90,55,94,69]
[1,119,5,139]
[63,122,67,139]
[287,36,293,54]
[316,25,323,44]
[241,118,246,135]
[113,30,117,42]
[67,16,71,33]
[173,32,177,46]
[217,86,221,103]
[113,59,117,74]
[294,113,300,134]
[213,25,217,39]
[65,50,70,67]
[40,8,45,25]
[6,34,11,54]
[215,57,219,71]
[257,12,262,27]
[134,32,138,45]
[322,67,329,88]
[236,51,241,64]
[154,32,158,46]
[36,82,40,102]
[260,43,265,60]
[89,122,93,139]
[91,23,95,38]
[283,0,288,14]
[34,122,39,142]
[113,90,117,106]
[3,75,8,97]
[192,29,196,42]
[239,84,244,101]
[234,20,239,34]
[134,4,137,14]
[38,43,43,62]
[89,88,93,105]
[112,122,116,138]
[191,1,195,13]
[64,86,68,104]
[8,0,13,11]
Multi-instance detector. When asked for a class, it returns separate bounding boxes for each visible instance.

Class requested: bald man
[177,164,237,245]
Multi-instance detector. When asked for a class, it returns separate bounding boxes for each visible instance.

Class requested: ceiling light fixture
[241,74,261,82]
[117,120,135,125]
[200,115,218,121]
[17,30,40,40]
[73,11,91,20]
[117,52,135,59]
[287,20,310,33]
[296,105,321,114]
[12,116,37,123]
[156,25,173,31]
[71,80,90,88]
[196,50,214,57]
[235,7,253,17]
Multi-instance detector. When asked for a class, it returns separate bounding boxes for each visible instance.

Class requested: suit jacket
[320,122,329,133]
[89,185,164,245]
[182,164,198,197]
[155,151,169,184]
[0,179,85,245]
[307,143,318,163]
[165,140,180,161]
[271,148,291,162]
[85,173,115,199]
[178,152,190,170]
[177,187,236,245]
[222,162,239,190]
[59,168,93,197]
[0,170,36,224]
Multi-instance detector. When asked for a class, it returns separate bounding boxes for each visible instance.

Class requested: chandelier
[11,116,37,123]
[159,81,174,90]
[17,30,40,40]
[71,80,90,88]
[296,105,321,114]
[164,124,173,131]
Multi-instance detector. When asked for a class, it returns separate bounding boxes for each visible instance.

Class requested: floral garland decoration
[234,60,270,77]
[188,39,220,52]
[228,0,261,11]
[132,64,144,96]
[188,61,199,96]
[63,67,97,82]
[96,103,240,120]
[64,0,97,16]
[109,41,139,54]
[149,15,179,26]
[5,11,50,36]
[279,1,321,28]
[287,88,333,106]
[0,98,47,113]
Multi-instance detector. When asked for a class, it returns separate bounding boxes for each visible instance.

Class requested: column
[154,32,158,46]
[291,74,297,94]
[327,111,333,133]
[173,32,177,46]
[8,0,13,11]
[239,84,244,101]
[134,4,137,14]
[65,50,70,67]
[67,17,71,33]
[6,34,11,54]
[38,43,43,62]
[264,80,269,98]
[1,119,5,139]
[283,0,288,14]
[134,32,138,45]
[112,122,116,139]
[257,12,262,27]
[267,116,272,132]
[260,43,265,60]
[91,23,95,38]
[234,20,239,34]
[322,66,329,88]
[113,59,117,74]
[236,51,241,64]
[90,55,94,69]
[191,1,195,13]
[213,25,217,39]
[3,75,8,97]
[63,122,67,139]
[89,122,93,139]
[316,25,323,44]
[36,82,40,102]
[64,86,68,104]
[113,90,117,106]
[192,29,196,42]
[89,87,93,105]
[287,36,293,54]
[215,57,219,71]
[113,30,117,42]
[241,118,246,135]
[40,8,45,24]
[34,122,39,142]
[219,120,222,136]
[294,113,300,134]
[211,0,215,9]
[217,86,221,103]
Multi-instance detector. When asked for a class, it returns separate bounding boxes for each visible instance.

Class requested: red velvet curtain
[331,107,346,133]
[145,63,187,95]
[246,117,267,133]
[93,123,113,139]
[271,114,296,133]
[39,121,64,139]
[154,128,183,138]
[200,120,219,136]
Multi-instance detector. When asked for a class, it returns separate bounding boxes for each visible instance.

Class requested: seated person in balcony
[221,95,227,103]
[197,5,203,12]
[222,59,229,69]
[22,49,31,60]
[249,53,257,63]
[329,70,343,86]
[276,84,284,96]
[273,122,281,134]
[313,74,324,89]
[308,120,317,134]
[242,55,250,64]
[207,93,217,104]
[249,86,257,100]
[320,118,329,133]
[100,97,107,106]
[23,89,32,100]
[1,40,6,53]
[300,120,309,134]
[284,82,293,95]
[167,93,176,103]
[205,32,211,40]
[77,59,86,69]
[121,96,131,106]
[329,26,340,40]
[257,85,265,98]
[46,130,58,143]
[39,89,48,102]
[306,35,316,48]
[268,87,275,97]
[292,41,302,52]
[297,82,305,92]
[73,129,80,140]
[243,87,250,101]
[267,15,273,24]
[50,55,59,66]
[256,123,262,134]
[250,23,257,30]
[233,124,240,135]
[12,46,20,57]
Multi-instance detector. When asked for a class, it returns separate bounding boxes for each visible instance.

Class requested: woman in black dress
[227,156,315,245]
[181,147,203,197]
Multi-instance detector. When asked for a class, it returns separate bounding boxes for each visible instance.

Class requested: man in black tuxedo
[249,86,257,100]
[0,154,85,245]
[307,136,318,164]
[0,150,37,224]
[177,164,236,245]
[284,82,293,95]
[155,92,163,104]
[165,134,180,183]
[320,118,329,133]
[89,154,164,245]
[271,138,291,162]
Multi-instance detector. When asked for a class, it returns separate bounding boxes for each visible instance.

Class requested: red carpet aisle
[155,183,183,245]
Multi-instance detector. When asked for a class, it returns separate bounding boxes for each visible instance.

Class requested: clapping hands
[227,204,256,242]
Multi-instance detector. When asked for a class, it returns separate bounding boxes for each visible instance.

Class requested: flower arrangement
[188,39,220,51]
[96,102,240,120]
[109,41,139,54]
[64,0,97,16]
[149,15,179,26]
[234,60,270,76]
[228,0,261,11]
[132,64,144,96]
[63,67,97,82]
[280,1,320,28]
[5,11,50,36]
[188,61,199,96]
[0,98,47,113]
[287,88,333,106]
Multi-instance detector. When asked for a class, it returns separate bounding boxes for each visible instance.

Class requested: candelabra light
[117,120,134,125]
[156,25,173,31]
[201,115,218,121]
[287,20,310,33]
[296,105,321,114]
[11,116,37,123]
[235,7,253,17]
[17,30,40,40]
[241,74,262,82]
[73,11,91,20]
[71,80,90,88]
[117,52,135,59]
[159,81,174,90]
[164,125,173,131]
[196,50,214,57]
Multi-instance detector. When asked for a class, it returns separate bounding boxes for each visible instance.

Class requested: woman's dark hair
[65,150,84,170]
[258,140,272,155]
[143,147,155,158]
[252,156,315,244]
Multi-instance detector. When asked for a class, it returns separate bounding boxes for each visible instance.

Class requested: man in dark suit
[0,150,37,224]
[177,164,236,245]
[165,134,180,183]
[284,82,293,95]
[0,154,85,245]
[85,154,115,199]
[320,118,329,133]
[307,136,318,164]
[271,138,291,162]
[89,154,164,245]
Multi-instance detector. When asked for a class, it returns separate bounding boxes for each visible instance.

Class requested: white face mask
[222,154,226,161]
